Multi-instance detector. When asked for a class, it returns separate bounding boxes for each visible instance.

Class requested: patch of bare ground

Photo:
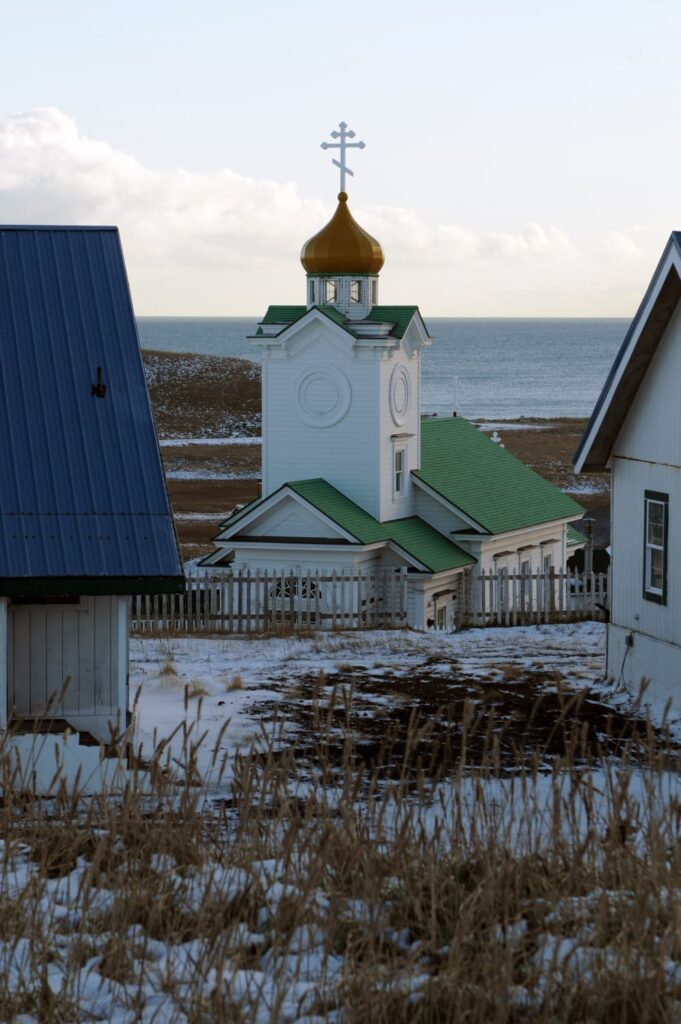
[167,479,261,558]
[243,662,673,783]
[161,442,261,480]
[142,349,260,438]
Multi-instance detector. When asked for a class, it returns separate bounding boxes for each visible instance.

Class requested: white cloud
[0,107,656,314]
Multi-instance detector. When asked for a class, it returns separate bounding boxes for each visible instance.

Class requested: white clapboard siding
[7,596,124,719]
[131,569,409,634]
[468,567,609,627]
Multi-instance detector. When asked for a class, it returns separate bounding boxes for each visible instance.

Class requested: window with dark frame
[324,279,337,303]
[644,490,668,604]
[350,280,361,303]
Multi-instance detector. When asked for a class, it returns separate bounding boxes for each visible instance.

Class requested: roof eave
[575,234,681,472]
[0,575,185,597]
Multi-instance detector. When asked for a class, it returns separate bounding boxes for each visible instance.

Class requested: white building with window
[204,125,584,628]
[575,231,681,698]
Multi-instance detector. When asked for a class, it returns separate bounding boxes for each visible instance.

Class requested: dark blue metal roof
[0,226,183,593]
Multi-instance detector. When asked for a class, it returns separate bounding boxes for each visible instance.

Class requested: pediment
[267,309,355,359]
[212,487,356,545]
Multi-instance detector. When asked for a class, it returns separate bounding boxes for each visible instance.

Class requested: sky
[0,0,679,317]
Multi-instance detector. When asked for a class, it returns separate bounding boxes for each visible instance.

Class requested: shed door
[7,596,120,721]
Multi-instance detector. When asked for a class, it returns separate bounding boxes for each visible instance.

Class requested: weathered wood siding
[132,570,408,632]
[7,596,125,721]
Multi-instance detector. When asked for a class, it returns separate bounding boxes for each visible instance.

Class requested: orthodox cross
[320,122,365,193]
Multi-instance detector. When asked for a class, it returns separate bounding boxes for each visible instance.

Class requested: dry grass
[226,674,244,692]
[185,679,209,699]
[0,684,679,1021]
[499,662,524,680]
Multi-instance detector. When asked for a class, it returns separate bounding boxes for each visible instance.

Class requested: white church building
[203,124,584,629]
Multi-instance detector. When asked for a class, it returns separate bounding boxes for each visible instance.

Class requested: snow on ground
[5,623,681,1023]
[174,512,225,522]
[164,469,260,480]
[131,622,607,786]
[131,620,681,827]
[160,436,261,446]
[477,421,550,431]
[562,479,609,495]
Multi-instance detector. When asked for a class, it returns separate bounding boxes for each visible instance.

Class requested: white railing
[131,568,408,634]
[468,567,608,626]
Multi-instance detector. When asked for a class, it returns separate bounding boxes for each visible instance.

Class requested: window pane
[649,546,664,590]
[647,501,665,546]
[350,280,361,303]
[324,279,337,302]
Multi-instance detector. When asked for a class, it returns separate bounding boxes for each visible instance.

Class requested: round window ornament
[389,363,411,426]
[292,365,352,429]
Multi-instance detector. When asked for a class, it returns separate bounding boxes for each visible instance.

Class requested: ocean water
[137,316,627,421]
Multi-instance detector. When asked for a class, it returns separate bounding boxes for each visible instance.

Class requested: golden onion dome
[300,192,384,275]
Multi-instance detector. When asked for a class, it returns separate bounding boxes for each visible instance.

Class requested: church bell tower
[254,123,429,522]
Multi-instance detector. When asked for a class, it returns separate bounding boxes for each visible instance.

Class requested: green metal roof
[287,479,475,573]
[258,304,422,340]
[414,417,584,535]
[566,524,588,547]
[261,305,306,324]
[365,306,421,339]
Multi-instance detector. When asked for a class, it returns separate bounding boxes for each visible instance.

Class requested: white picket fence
[468,567,608,626]
[131,568,409,633]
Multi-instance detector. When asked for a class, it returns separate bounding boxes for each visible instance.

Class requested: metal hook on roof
[91,367,107,399]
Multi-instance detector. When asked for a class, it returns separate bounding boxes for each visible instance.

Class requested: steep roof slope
[0,226,183,593]
[415,417,583,535]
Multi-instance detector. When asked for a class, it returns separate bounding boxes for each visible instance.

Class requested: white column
[0,598,7,731]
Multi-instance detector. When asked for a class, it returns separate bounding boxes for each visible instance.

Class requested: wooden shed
[0,226,183,743]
